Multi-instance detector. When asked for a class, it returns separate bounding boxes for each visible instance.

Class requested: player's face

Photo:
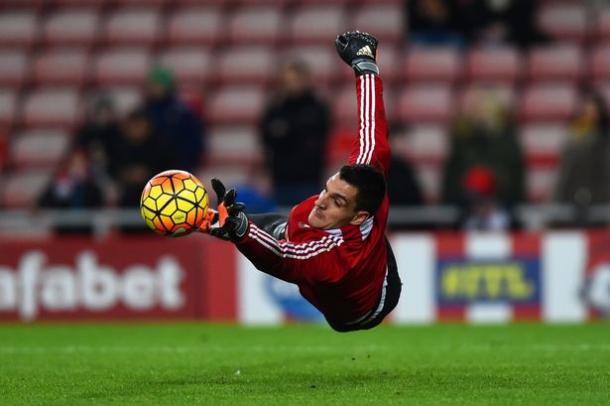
[308,173,370,229]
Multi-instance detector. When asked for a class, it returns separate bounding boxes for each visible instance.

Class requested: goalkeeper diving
[201,31,402,332]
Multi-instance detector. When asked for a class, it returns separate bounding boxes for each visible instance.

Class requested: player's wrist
[352,58,379,76]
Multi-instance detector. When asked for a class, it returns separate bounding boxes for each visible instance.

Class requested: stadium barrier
[1,230,608,323]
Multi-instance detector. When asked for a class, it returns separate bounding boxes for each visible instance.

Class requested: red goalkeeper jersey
[235,74,391,325]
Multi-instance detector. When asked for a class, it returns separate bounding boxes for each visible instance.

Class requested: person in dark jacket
[143,65,205,172]
[260,60,331,206]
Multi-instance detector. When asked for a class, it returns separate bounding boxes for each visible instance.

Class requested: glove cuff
[233,211,249,240]
[352,58,379,76]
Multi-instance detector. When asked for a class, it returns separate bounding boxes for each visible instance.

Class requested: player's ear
[349,211,370,226]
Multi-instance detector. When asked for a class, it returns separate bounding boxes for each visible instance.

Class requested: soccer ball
[140,170,208,237]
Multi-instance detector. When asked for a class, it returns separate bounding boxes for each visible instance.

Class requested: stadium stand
[2,0,610,207]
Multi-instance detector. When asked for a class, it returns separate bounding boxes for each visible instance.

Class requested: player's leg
[249,214,288,240]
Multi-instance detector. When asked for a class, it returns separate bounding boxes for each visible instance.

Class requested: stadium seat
[397,85,454,123]
[404,124,449,166]
[528,167,557,203]
[281,46,337,84]
[590,44,610,81]
[351,4,404,44]
[207,86,265,125]
[0,50,29,88]
[404,47,462,83]
[537,3,588,42]
[216,47,276,85]
[103,8,162,46]
[43,9,101,47]
[0,11,38,47]
[527,45,584,82]
[167,7,223,46]
[208,126,261,166]
[93,48,151,85]
[32,49,90,87]
[53,0,106,7]
[0,170,51,208]
[11,129,70,168]
[110,0,167,6]
[519,123,568,167]
[227,7,283,45]
[157,47,214,88]
[465,47,523,83]
[333,85,358,125]
[3,0,45,9]
[0,89,17,128]
[519,84,577,122]
[288,6,348,44]
[21,88,81,128]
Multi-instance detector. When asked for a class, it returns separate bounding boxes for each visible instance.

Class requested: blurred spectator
[75,96,121,188]
[442,89,525,208]
[457,0,547,49]
[144,65,205,172]
[407,0,465,47]
[38,150,104,234]
[387,123,424,206]
[460,165,513,231]
[260,60,330,206]
[108,109,168,209]
[555,88,610,210]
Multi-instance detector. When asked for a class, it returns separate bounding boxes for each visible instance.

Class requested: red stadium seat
[590,44,610,82]
[227,7,283,45]
[519,123,568,167]
[32,49,90,87]
[351,4,404,44]
[281,46,337,84]
[167,7,224,46]
[537,3,588,42]
[216,47,276,85]
[404,124,449,165]
[21,88,81,128]
[157,47,214,88]
[103,8,162,46]
[207,86,265,125]
[288,6,348,44]
[0,170,51,208]
[0,50,29,88]
[519,84,577,122]
[3,0,45,9]
[11,129,70,168]
[0,89,18,128]
[528,167,557,203]
[465,47,523,83]
[397,85,454,123]
[333,85,358,125]
[0,11,39,47]
[527,45,584,82]
[93,48,151,85]
[54,0,106,7]
[110,0,167,6]
[208,126,261,166]
[43,9,101,47]
[404,47,462,83]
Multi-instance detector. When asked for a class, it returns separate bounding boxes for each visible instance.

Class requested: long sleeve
[235,222,344,285]
[348,74,391,177]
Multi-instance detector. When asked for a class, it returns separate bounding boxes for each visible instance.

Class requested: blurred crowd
[22,0,610,234]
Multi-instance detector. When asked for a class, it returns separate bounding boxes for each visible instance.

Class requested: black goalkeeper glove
[199,178,248,242]
[335,31,379,76]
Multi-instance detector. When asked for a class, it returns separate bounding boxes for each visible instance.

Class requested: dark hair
[339,164,386,214]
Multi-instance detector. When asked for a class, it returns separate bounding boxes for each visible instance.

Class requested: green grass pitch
[0,323,609,405]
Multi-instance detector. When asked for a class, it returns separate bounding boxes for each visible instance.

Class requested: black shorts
[249,214,402,333]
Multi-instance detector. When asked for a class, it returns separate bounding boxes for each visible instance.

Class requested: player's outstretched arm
[336,31,390,175]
